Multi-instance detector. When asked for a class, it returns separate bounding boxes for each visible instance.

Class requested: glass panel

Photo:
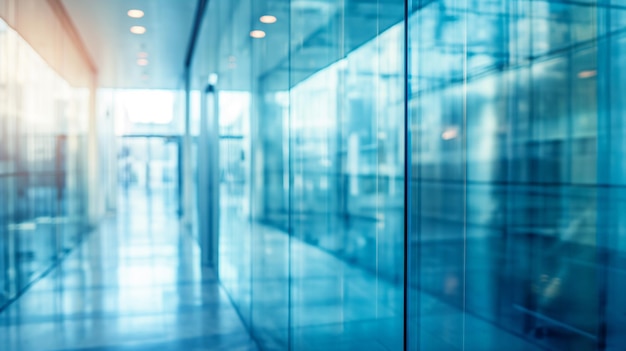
[191,0,257,338]
[288,2,405,347]
[192,0,405,349]
[0,18,8,307]
[0,17,89,310]
[190,0,626,350]
[250,0,291,348]
[406,1,626,350]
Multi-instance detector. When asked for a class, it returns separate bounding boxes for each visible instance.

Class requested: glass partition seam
[248,0,254,344]
[462,0,469,349]
[403,1,410,351]
[287,1,292,349]
[595,1,609,349]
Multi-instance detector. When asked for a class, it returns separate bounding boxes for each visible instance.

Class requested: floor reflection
[0,186,257,351]
[239,223,541,351]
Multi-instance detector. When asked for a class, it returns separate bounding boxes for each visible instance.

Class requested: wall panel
[0,1,96,311]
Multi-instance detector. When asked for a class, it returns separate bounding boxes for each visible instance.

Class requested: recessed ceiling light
[130,26,146,34]
[137,58,149,66]
[260,15,277,24]
[127,9,144,18]
[138,52,149,58]
[208,74,219,85]
[250,30,266,39]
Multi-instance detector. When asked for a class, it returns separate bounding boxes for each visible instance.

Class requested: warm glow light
[137,58,149,66]
[130,26,146,35]
[250,30,266,39]
[127,9,144,18]
[441,127,459,140]
[138,52,148,58]
[578,70,597,79]
[260,15,277,24]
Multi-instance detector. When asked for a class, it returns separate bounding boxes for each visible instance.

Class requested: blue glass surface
[2,0,626,349]
[191,0,626,349]
[407,1,624,350]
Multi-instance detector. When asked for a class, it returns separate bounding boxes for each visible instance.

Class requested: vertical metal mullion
[403,0,410,350]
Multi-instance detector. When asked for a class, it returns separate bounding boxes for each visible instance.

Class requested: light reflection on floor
[0,186,258,351]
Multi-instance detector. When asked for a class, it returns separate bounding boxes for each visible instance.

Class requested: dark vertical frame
[595,1,610,349]
[183,0,210,265]
[197,84,220,269]
[177,135,183,216]
[403,0,410,350]
[183,0,210,222]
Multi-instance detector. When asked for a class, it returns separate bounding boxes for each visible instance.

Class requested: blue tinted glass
[190,0,626,349]
[407,1,625,350]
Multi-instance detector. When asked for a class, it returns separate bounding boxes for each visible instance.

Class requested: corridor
[0,187,257,351]
[3,0,626,349]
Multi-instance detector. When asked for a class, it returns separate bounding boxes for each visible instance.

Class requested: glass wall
[0,18,90,309]
[407,1,624,350]
[191,0,405,349]
[190,0,626,350]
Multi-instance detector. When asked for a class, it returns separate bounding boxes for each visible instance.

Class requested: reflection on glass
[190,0,626,350]
[288,11,405,348]
[408,1,624,350]
[0,18,89,309]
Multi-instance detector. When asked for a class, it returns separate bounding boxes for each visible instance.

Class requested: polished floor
[219,189,543,350]
[1,181,611,350]
[0,186,258,351]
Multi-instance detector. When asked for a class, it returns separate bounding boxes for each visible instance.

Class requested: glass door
[118,136,180,214]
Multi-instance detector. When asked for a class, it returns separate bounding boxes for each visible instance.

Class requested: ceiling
[62,0,197,89]
[59,0,608,92]
[189,0,405,92]
[61,0,404,91]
